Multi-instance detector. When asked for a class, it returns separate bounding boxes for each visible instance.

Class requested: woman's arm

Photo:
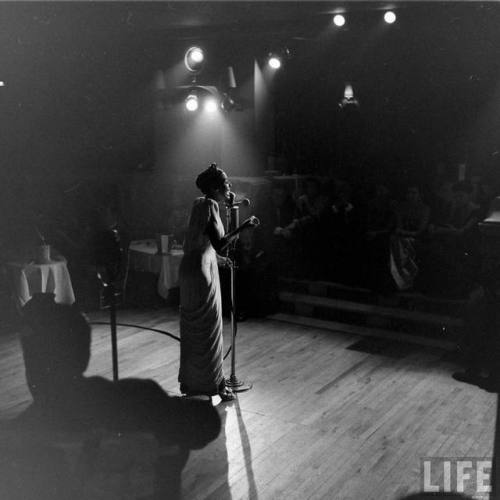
[216,217,259,253]
[206,200,258,253]
[205,201,226,253]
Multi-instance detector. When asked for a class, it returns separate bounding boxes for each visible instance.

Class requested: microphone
[246,215,260,227]
[225,191,250,207]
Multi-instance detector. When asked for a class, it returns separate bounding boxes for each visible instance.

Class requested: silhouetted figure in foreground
[9,293,222,500]
[20,293,91,411]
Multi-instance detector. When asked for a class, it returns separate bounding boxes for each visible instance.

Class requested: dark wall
[0,2,267,231]
[274,2,500,190]
[2,1,500,247]
[0,3,161,255]
[0,3,156,179]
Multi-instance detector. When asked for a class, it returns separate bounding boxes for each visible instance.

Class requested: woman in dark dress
[179,164,256,401]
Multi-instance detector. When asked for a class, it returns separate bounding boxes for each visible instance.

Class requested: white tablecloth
[7,255,76,307]
[128,240,183,299]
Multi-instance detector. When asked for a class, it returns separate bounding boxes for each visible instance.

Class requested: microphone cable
[89,321,180,343]
[90,320,235,360]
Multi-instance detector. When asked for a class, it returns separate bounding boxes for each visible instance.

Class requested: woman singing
[179,164,255,401]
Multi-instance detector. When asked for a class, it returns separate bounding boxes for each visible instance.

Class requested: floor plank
[0,307,497,499]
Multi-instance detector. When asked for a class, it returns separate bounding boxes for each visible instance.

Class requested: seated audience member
[453,243,500,388]
[91,205,124,283]
[258,183,297,277]
[280,177,329,279]
[424,181,481,295]
[166,204,189,246]
[453,283,499,388]
[296,177,329,218]
[235,228,278,318]
[450,180,481,231]
[364,184,397,291]
[323,181,364,285]
[471,175,496,219]
[390,185,430,290]
[429,179,454,227]
[269,183,297,230]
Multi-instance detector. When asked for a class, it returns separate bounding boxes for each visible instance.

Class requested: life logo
[421,457,495,498]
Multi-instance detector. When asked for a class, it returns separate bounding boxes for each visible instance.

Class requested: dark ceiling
[1,2,495,39]
[2,1,500,182]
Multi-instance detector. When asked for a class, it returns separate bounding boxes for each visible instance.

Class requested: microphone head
[225,192,250,207]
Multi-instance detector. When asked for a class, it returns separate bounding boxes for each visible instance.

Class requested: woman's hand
[243,216,260,228]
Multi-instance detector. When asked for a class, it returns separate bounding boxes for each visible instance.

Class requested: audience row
[244,176,497,299]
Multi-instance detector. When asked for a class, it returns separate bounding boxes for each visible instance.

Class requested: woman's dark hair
[196,163,226,195]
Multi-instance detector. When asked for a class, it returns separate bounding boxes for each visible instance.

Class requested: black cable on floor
[90,321,234,359]
[90,321,180,342]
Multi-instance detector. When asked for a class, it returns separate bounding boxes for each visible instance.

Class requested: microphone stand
[97,271,119,382]
[224,203,252,393]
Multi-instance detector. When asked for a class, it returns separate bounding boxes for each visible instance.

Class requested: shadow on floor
[0,377,223,500]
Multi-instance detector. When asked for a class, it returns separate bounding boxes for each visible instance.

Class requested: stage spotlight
[268,56,282,70]
[185,94,198,111]
[204,98,218,113]
[190,48,203,63]
[184,46,205,73]
[384,11,397,24]
[339,83,359,109]
[333,14,346,27]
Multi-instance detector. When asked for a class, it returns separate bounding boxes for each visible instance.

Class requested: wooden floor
[0,308,498,500]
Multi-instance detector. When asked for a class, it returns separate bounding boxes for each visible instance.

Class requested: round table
[127,240,183,300]
[7,255,76,307]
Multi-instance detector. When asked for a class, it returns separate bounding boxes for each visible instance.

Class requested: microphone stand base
[225,375,253,393]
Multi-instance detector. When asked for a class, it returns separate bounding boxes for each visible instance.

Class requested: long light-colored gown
[178,197,225,395]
